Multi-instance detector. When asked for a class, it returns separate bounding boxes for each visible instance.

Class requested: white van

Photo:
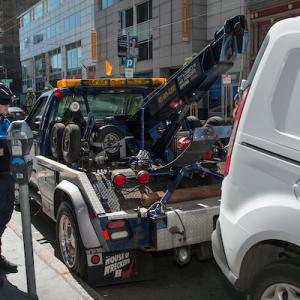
[212,17,300,300]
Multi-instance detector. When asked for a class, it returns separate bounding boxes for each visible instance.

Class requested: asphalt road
[12,201,245,300]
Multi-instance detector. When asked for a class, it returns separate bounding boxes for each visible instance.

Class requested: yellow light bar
[57,79,81,88]
[56,78,167,88]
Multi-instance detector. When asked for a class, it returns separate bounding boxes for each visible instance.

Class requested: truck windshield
[57,92,144,120]
[247,34,270,86]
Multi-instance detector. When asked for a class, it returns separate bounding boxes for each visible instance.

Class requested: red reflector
[91,255,100,265]
[107,220,126,229]
[54,88,64,98]
[113,174,126,186]
[137,170,150,184]
[103,230,110,241]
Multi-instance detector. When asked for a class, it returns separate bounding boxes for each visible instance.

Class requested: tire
[250,261,300,300]
[62,124,81,163]
[56,201,87,278]
[186,116,203,130]
[205,116,225,127]
[96,125,125,159]
[50,123,65,159]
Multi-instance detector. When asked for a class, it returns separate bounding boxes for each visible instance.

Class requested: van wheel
[51,123,65,159]
[62,124,81,163]
[250,261,300,300]
[56,201,87,279]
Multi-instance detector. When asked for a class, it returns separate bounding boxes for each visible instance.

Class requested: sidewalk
[0,220,101,300]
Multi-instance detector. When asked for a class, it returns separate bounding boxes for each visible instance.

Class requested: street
[12,201,245,300]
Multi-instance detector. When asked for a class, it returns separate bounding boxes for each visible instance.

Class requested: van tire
[62,124,81,163]
[56,201,87,279]
[50,123,65,159]
[250,260,300,300]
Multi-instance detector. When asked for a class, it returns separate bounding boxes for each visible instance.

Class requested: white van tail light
[224,87,250,176]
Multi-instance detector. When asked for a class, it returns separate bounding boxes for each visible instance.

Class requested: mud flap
[87,250,154,286]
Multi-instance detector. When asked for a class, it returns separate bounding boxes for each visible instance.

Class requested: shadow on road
[0,275,37,300]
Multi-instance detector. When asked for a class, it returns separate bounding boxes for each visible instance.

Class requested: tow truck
[26,15,247,285]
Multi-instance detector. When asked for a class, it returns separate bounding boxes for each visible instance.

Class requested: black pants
[0,176,14,238]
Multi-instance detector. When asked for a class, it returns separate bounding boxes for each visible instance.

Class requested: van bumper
[212,219,238,286]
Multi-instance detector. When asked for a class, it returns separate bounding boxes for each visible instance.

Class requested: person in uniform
[0,83,18,273]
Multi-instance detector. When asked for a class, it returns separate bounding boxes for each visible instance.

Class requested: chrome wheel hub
[58,215,77,268]
[261,283,300,300]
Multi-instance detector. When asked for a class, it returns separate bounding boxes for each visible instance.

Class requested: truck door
[26,96,49,186]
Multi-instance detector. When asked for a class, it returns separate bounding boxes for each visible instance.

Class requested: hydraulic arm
[129,15,248,158]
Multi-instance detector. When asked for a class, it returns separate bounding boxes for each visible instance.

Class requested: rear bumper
[212,219,238,286]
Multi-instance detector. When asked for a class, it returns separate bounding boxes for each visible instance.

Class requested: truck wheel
[56,201,87,279]
[62,124,81,163]
[187,116,203,130]
[205,116,225,126]
[96,125,125,159]
[250,261,300,300]
[50,123,65,159]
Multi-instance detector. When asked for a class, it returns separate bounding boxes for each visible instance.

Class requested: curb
[8,218,103,300]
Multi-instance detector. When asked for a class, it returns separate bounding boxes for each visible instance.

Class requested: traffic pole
[19,183,37,297]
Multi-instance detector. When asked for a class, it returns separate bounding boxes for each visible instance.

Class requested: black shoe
[0,256,18,273]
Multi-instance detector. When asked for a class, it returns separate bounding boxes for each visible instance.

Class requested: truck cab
[212,17,300,300]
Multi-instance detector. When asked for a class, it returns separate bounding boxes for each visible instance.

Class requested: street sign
[222,74,231,85]
[125,58,134,69]
[125,68,134,78]
[118,35,128,57]
[129,36,139,58]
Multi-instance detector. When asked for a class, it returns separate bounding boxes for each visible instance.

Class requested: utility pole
[132,0,137,73]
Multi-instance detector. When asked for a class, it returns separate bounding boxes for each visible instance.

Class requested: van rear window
[247,34,270,86]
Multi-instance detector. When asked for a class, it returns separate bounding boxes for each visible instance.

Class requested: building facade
[0,0,39,94]
[95,0,207,78]
[19,0,96,94]
[19,0,300,119]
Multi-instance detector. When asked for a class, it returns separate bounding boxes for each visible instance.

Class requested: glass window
[137,2,148,24]
[138,40,152,61]
[58,92,144,120]
[35,55,45,77]
[64,18,70,31]
[100,0,113,10]
[75,12,80,27]
[48,0,60,12]
[33,33,44,44]
[67,45,82,69]
[23,13,30,26]
[125,8,133,27]
[49,50,61,73]
[33,3,43,20]
[27,97,48,132]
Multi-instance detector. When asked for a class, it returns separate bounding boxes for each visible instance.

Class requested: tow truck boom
[129,15,248,158]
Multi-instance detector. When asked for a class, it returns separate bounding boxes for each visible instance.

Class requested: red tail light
[137,170,150,184]
[113,174,126,186]
[224,87,250,176]
[107,220,126,229]
[54,88,64,98]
